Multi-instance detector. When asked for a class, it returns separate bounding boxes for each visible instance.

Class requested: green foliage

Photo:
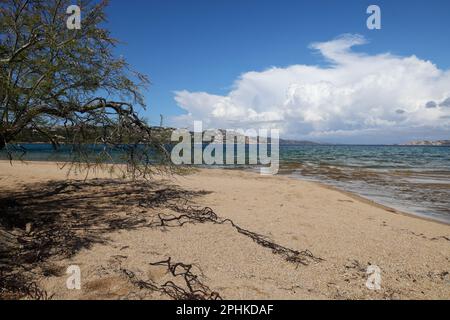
[0,0,172,178]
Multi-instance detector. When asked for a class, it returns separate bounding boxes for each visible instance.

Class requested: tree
[0,0,171,178]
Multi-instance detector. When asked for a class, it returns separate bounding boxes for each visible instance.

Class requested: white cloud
[171,34,450,143]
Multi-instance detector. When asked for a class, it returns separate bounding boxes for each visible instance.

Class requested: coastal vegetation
[0,0,170,178]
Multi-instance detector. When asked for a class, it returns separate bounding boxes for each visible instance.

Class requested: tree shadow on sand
[0,178,210,299]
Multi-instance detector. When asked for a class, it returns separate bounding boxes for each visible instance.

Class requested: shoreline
[296,177,450,227]
[228,165,450,226]
[2,159,448,226]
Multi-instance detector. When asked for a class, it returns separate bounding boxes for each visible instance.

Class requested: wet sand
[0,161,449,300]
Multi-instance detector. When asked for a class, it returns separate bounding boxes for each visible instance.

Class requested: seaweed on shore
[121,257,221,300]
[148,202,324,267]
[0,272,53,300]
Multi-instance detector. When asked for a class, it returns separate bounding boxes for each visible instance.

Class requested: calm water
[2,144,450,224]
[280,145,450,224]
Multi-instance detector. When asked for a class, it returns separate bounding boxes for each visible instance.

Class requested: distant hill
[14,126,321,146]
[279,139,320,145]
[402,140,450,146]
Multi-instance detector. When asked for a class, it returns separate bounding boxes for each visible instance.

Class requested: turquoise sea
[2,144,450,224]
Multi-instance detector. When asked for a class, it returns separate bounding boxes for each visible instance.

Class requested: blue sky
[104,0,450,143]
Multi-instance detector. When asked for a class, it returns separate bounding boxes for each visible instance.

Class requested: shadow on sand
[0,178,210,299]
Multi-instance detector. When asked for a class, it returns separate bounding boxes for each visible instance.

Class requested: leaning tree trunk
[0,134,6,150]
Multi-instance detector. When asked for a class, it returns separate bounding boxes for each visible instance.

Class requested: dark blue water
[2,144,450,223]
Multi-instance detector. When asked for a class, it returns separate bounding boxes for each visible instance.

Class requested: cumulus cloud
[171,34,450,143]
[440,97,450,107]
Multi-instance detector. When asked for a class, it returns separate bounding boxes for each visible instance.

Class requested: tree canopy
[0,0,171,178]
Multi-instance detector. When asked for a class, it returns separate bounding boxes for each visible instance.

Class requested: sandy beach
[1,161,449,300]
